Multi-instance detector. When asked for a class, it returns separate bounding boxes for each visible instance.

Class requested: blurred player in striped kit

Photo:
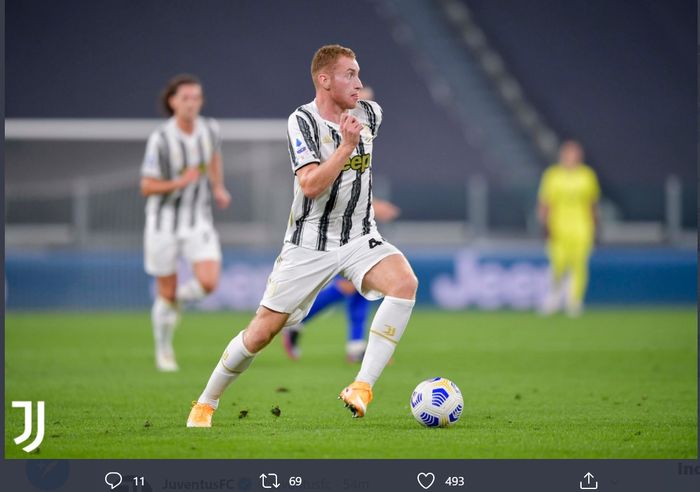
[537,140,600,317]
[282,86,401,363]
[188,45,418,427]
[140,74,231,371]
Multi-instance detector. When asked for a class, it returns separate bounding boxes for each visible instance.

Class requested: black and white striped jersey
[284,99,383,251]
[141,117,222,236]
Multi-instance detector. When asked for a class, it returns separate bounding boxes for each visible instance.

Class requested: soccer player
[537,140,600,317]
[140,74,231,371]
[187,45,418,427]
[281,86,400,363]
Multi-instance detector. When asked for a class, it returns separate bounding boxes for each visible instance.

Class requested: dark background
[5,0,696,225]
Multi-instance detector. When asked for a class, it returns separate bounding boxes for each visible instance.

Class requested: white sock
[177,278,207,303]
[198,331,255,409]
[356,296,415,386]
[152,296,179,355]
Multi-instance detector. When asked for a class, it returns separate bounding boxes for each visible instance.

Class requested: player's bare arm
[207,151,231,209]
[537,201,549,238]
[592,202,600,227]
[296,112,362,198]
[537,201,549,225]
[140,167,200,196]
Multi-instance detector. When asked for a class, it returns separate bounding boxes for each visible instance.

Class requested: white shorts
[144,227,222,277]
[260,231,403,327]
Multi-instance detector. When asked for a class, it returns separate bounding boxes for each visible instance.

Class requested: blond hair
[310,44,356,85]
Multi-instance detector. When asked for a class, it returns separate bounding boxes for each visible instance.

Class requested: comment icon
[105,471,123,490]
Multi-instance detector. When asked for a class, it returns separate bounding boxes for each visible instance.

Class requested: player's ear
[318,72,331,91]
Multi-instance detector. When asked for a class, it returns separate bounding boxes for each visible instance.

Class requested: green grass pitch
[4,309,697,459]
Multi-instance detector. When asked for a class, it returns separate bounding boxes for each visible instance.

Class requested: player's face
[560,144,583,168]
[169,83,203,121]
[329,56,363,109]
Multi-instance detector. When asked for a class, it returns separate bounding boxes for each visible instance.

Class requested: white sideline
[5,118,287,141]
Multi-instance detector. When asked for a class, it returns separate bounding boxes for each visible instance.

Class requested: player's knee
[199,277,218,294]
[245,310,287,352]
[405,273,419,297]
[336,279,357,295]
[390,272,418,299]
[244,326,272,352]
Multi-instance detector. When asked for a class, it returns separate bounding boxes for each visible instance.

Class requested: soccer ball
[410,377,463,427]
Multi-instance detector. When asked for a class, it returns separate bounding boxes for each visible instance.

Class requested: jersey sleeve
[141,133,164,179]
[206,118,223,154]
[361,100,383,138]
[586,167,601,203]
[287,112,320,173]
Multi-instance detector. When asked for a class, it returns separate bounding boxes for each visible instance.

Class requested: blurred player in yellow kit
[537,140,600,317]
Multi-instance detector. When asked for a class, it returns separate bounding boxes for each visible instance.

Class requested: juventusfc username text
[160,478,245,490]
[160,477,338,490]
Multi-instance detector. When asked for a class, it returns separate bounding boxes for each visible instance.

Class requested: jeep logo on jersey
[343,153,371,174]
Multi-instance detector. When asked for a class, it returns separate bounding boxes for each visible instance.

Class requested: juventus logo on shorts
[368,238,383,249]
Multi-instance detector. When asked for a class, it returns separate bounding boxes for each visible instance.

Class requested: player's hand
[340,112,362,148]
[213,186,231,209]
[177,167,200,188]
[373,200,401,222]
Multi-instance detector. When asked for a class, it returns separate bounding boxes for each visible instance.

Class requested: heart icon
[417,472,435,490]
